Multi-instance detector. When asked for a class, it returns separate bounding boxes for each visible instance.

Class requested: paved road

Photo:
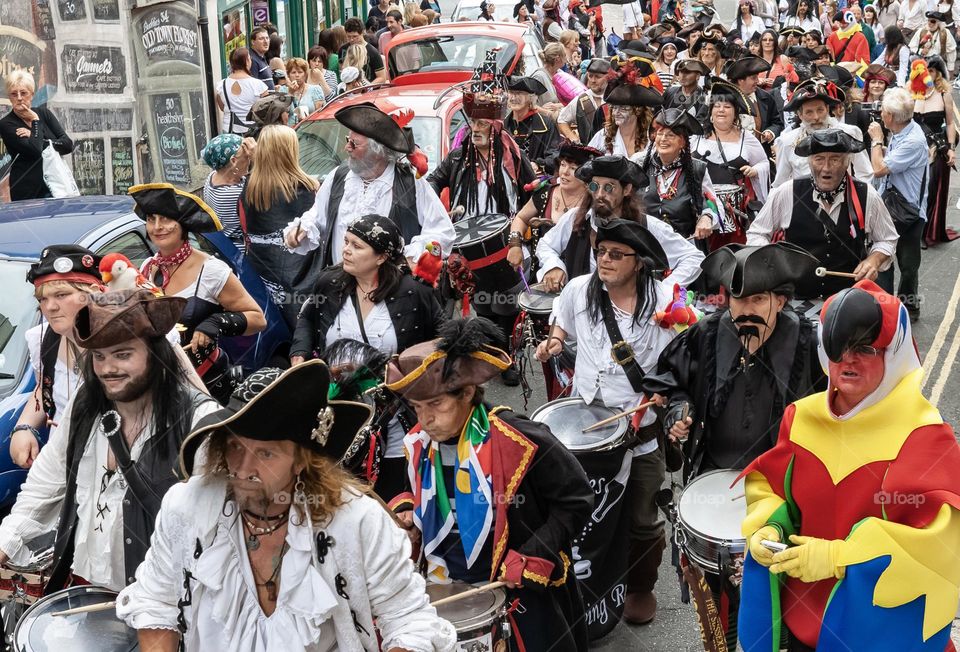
[432,0,960,647]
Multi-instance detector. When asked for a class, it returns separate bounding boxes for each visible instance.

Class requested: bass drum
[14,585,138,651]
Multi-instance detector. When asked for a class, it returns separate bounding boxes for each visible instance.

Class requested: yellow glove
[747,525,781,567]
[769,535,846,582]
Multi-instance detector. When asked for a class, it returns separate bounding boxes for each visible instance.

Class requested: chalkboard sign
[1,0,36,32]
[61,45,127,94]
[93,0,120,21]
[57,0,86,21]
[151,93,191,185]
[61,107,135,134]
[188,91,206,158]
[74,138,106,196]
[137,5,201,68]
[33,0,57,40]
[111,137,134,194]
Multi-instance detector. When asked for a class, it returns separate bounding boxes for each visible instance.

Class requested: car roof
[0,196,136,259]
[388,21,531,45]
[302,81,463,122]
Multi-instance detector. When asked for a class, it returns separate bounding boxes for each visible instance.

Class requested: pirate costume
[385,318,593,652]
[503,76,562,165]
[117,360,457,650]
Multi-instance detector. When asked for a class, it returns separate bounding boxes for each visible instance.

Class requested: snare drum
[516,282,557,339]
[676,469,747,573]
[14,585,138,651]
[530,398,629,451]
[426,581,508,651]
[452,213,527,293]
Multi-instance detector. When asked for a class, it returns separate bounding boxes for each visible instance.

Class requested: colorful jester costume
[738,280,960,652]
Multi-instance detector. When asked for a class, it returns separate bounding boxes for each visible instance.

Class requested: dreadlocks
[457,123,515,215]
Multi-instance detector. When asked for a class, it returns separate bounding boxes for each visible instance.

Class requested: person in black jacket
[385,318,593,652]
[0,70,73,201]
[726,55,784,151]
[290,214,444,498]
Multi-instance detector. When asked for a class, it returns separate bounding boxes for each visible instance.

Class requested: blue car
[0,196,291,508]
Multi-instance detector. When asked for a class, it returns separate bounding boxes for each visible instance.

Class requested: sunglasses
[344,135,360,148]
[588,181,619,193]
[594,246,638,261]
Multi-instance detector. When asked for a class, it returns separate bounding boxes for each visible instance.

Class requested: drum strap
[599,292,647,394]
[105,424,165,514]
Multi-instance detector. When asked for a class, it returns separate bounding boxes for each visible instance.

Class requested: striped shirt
[203,172,245,248]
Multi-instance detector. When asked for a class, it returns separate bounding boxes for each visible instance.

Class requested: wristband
[12,425,40,439]
[196,311,248,339]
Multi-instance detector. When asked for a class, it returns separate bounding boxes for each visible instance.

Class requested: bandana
[200,134,242,170]
[346,214,405,259]
[407,405,494,582]
[145,240,193,289]
[813,175,847,205]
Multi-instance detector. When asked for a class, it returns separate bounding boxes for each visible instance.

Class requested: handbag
[881,165,926,231]
[41,140,80,198]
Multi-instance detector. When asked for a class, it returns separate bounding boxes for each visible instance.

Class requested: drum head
[453,213,509,246]
[426,582,505,631]
[712,183,742,196]
[677,469,746,544]
[517,283,558,315]
[530,398,627,451]
[14,586,138,651]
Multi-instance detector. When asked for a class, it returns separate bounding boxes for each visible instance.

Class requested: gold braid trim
[489,413,536,576]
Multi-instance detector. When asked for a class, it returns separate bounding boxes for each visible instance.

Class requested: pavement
[433,0,960,648]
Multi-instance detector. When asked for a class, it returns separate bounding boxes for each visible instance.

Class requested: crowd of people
[3,0,960,649]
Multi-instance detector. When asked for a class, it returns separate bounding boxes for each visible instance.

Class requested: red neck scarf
[147,240,192,289]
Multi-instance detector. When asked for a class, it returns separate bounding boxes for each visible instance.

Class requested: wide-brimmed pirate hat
[335,102,414,154]
[779,26,805,40]
[506,75,548,96]
[816,63,855,90]
[27,244,103,288]
[652,35,687,53]
[556,139,602,166]
[575,155,642,186]
[247,93,295,126]
[595,219,669,270]
[705,79,751,113]
[862,64,897,86]
[129,183,221,233]
[795,128,865,156]
[690,27,724,56]
[725,55,771,81]
[654,106,704,136]
[926,9,949,22]
[701,242,819,298]
[783,77,845,112]
[384,318,511,401]
[179,360,373,476]
[674,59,711,75]
[74,288,186,349]
[604,82,664,107]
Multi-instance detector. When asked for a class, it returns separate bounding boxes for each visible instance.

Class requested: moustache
[733,314,767,327]
[227,472,263,483]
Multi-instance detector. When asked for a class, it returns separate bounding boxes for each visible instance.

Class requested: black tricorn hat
[507,75,548,95]
[675,58,711,75]
[575,155,642,186]
[795,128,865,156]
[678,22,705,38]
[129,183,222,233]
[784,44,819,62]
[586,58,612,74]
[179,360,373,476]
[652,35,687,53]
[779,26,805,38]
[816,63,855,89]
[654,106,704,136]
[701,242,820,298]
[705,79,751,114]
[557,139,603,166]
[595,219,669,270]
[335,102,414,154]
[605,82,664,107]
[783,77,845,111]
[27,244,102,287]
[926,9,950,22]
[725,55,772,81]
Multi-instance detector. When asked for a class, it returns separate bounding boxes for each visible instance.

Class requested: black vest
[640,158,707,238]
[47,384,210,593]
[324,164,420,266]
[786,176,868,299]
[575,94,601,145]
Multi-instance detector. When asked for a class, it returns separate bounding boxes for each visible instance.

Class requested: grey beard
[347,152,386,179]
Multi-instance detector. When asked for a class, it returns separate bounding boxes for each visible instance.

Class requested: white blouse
[164,257,232,303]
[25,323,80,426]
[690,131,772,202]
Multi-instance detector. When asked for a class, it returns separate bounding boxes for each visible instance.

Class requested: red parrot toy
[413,241,443,287]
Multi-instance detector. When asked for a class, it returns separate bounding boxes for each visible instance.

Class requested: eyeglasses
[655,129,682,141]
[588,181,618,194]
[594,247,638,261]
[344,135,360,149]
[9,90,31,98]
[842,345,885,358]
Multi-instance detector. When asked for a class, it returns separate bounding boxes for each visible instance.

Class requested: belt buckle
[610,341,635,366]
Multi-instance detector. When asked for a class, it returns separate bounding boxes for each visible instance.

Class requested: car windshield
[388,36,518,78]
[453,3,515,21]
[298,116,443,180]
[0,261,39,397]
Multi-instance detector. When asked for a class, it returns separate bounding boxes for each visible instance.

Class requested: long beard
[347,150,385,177]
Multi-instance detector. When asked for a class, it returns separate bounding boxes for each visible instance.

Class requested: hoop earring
[294,473,307,505]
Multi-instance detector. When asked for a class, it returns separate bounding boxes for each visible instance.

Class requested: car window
[452,2,514,21]
[0,261,39,398]
[448,110,467,145]
[96,231,154,268]
[299,116,443,180]
[389,36,519,78]
[521,28,544,76]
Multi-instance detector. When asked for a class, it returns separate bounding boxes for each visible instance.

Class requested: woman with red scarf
[131,183,266,402]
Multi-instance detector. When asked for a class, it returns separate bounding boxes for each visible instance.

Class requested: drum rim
[676,469,747,547]
[517,283,557,314]
[711,183,743,193]
[426,583,507,630]
[529,397,628,451]
[14,585,122,644]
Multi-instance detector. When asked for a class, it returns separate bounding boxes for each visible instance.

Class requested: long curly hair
[604,105,653,155]
[639,128,703,224]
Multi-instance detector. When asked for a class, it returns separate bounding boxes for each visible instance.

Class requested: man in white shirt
[748,128,897,305]
[910,11,957,73]
[772,77,874,187]
[558,58,610,145]
[284,102,454,268]
[536,219,677,626]
[118,361,456,651]
[0,290,219,593]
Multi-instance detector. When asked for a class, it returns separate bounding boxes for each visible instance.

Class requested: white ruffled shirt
[117,475,457,651]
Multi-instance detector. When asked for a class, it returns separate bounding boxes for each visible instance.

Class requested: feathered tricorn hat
[383,318,512,401]
[605,55,665,103]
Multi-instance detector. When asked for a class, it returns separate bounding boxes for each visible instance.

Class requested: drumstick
[51,601,116,617]
[430,581,507,608]
[582,400,657,433]
[815,267,858,279]
[517,267,531,293]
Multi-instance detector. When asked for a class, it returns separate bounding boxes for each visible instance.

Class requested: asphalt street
[434,0,960,647]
